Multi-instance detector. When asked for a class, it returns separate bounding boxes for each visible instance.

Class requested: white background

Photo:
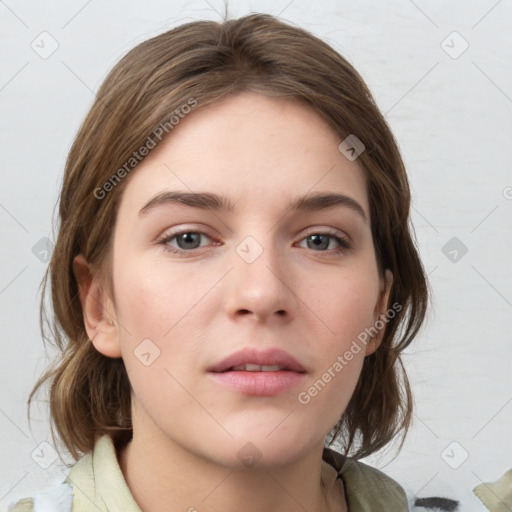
[1,1,511,510]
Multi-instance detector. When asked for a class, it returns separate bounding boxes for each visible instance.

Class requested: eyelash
[157,228,352,256]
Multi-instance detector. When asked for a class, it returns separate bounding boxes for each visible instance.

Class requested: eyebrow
[139,190,367,223]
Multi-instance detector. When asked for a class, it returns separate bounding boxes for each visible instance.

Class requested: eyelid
[301,226,348,239]
[156,224,214,241]
[155,226,215,247]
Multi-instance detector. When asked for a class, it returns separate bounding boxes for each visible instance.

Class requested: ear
[73,254,122,358]
[365,268,393,356]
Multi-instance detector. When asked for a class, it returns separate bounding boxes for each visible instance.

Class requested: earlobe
[365,269,394,356]
[73,254,122,358]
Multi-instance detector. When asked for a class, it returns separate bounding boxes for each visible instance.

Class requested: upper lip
[208,347,307,373]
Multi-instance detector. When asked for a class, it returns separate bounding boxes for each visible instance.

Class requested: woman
[9,12,430,512]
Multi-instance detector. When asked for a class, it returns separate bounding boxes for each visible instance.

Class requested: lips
[208,347,307,374]
[207,348,307,396]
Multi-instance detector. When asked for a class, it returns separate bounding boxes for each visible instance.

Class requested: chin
[222,431,317,470]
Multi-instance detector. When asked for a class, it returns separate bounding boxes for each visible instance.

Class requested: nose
[224,236,298,324]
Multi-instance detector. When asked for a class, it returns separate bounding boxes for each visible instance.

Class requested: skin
[74,91,393,512]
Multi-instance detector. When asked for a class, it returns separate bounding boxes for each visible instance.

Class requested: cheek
[307,264,380,345]
[112,255,211,335]
[112,255,216,388]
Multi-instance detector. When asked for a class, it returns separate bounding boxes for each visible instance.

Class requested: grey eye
[305,234,331,250]
[174,232,204,250]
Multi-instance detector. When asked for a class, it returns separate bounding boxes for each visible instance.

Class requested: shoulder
[6,481,74,512]
[322,447,409,511]
[340,457,409,509]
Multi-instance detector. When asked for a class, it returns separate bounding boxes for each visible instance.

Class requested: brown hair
[28,12,430,462]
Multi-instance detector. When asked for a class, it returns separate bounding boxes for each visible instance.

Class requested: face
[82,91,392,468]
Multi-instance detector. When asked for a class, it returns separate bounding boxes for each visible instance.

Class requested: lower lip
[207,370,306,396]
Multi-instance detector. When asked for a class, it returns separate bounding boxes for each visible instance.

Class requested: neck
[118,427,344,512]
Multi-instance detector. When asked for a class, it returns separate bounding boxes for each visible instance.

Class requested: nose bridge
[226,230,296,320]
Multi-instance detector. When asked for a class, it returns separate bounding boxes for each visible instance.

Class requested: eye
[157,228,351,256]
[297,231,351,253]
[159,230,214,254]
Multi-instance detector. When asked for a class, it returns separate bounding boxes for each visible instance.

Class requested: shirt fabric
[8,434,409,511]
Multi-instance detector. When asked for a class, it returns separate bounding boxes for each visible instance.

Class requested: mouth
[217,364,296,372]
[207,347,307,374]
[207,348,307,396]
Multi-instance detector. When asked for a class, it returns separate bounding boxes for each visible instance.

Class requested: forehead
[118,91,369,216]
